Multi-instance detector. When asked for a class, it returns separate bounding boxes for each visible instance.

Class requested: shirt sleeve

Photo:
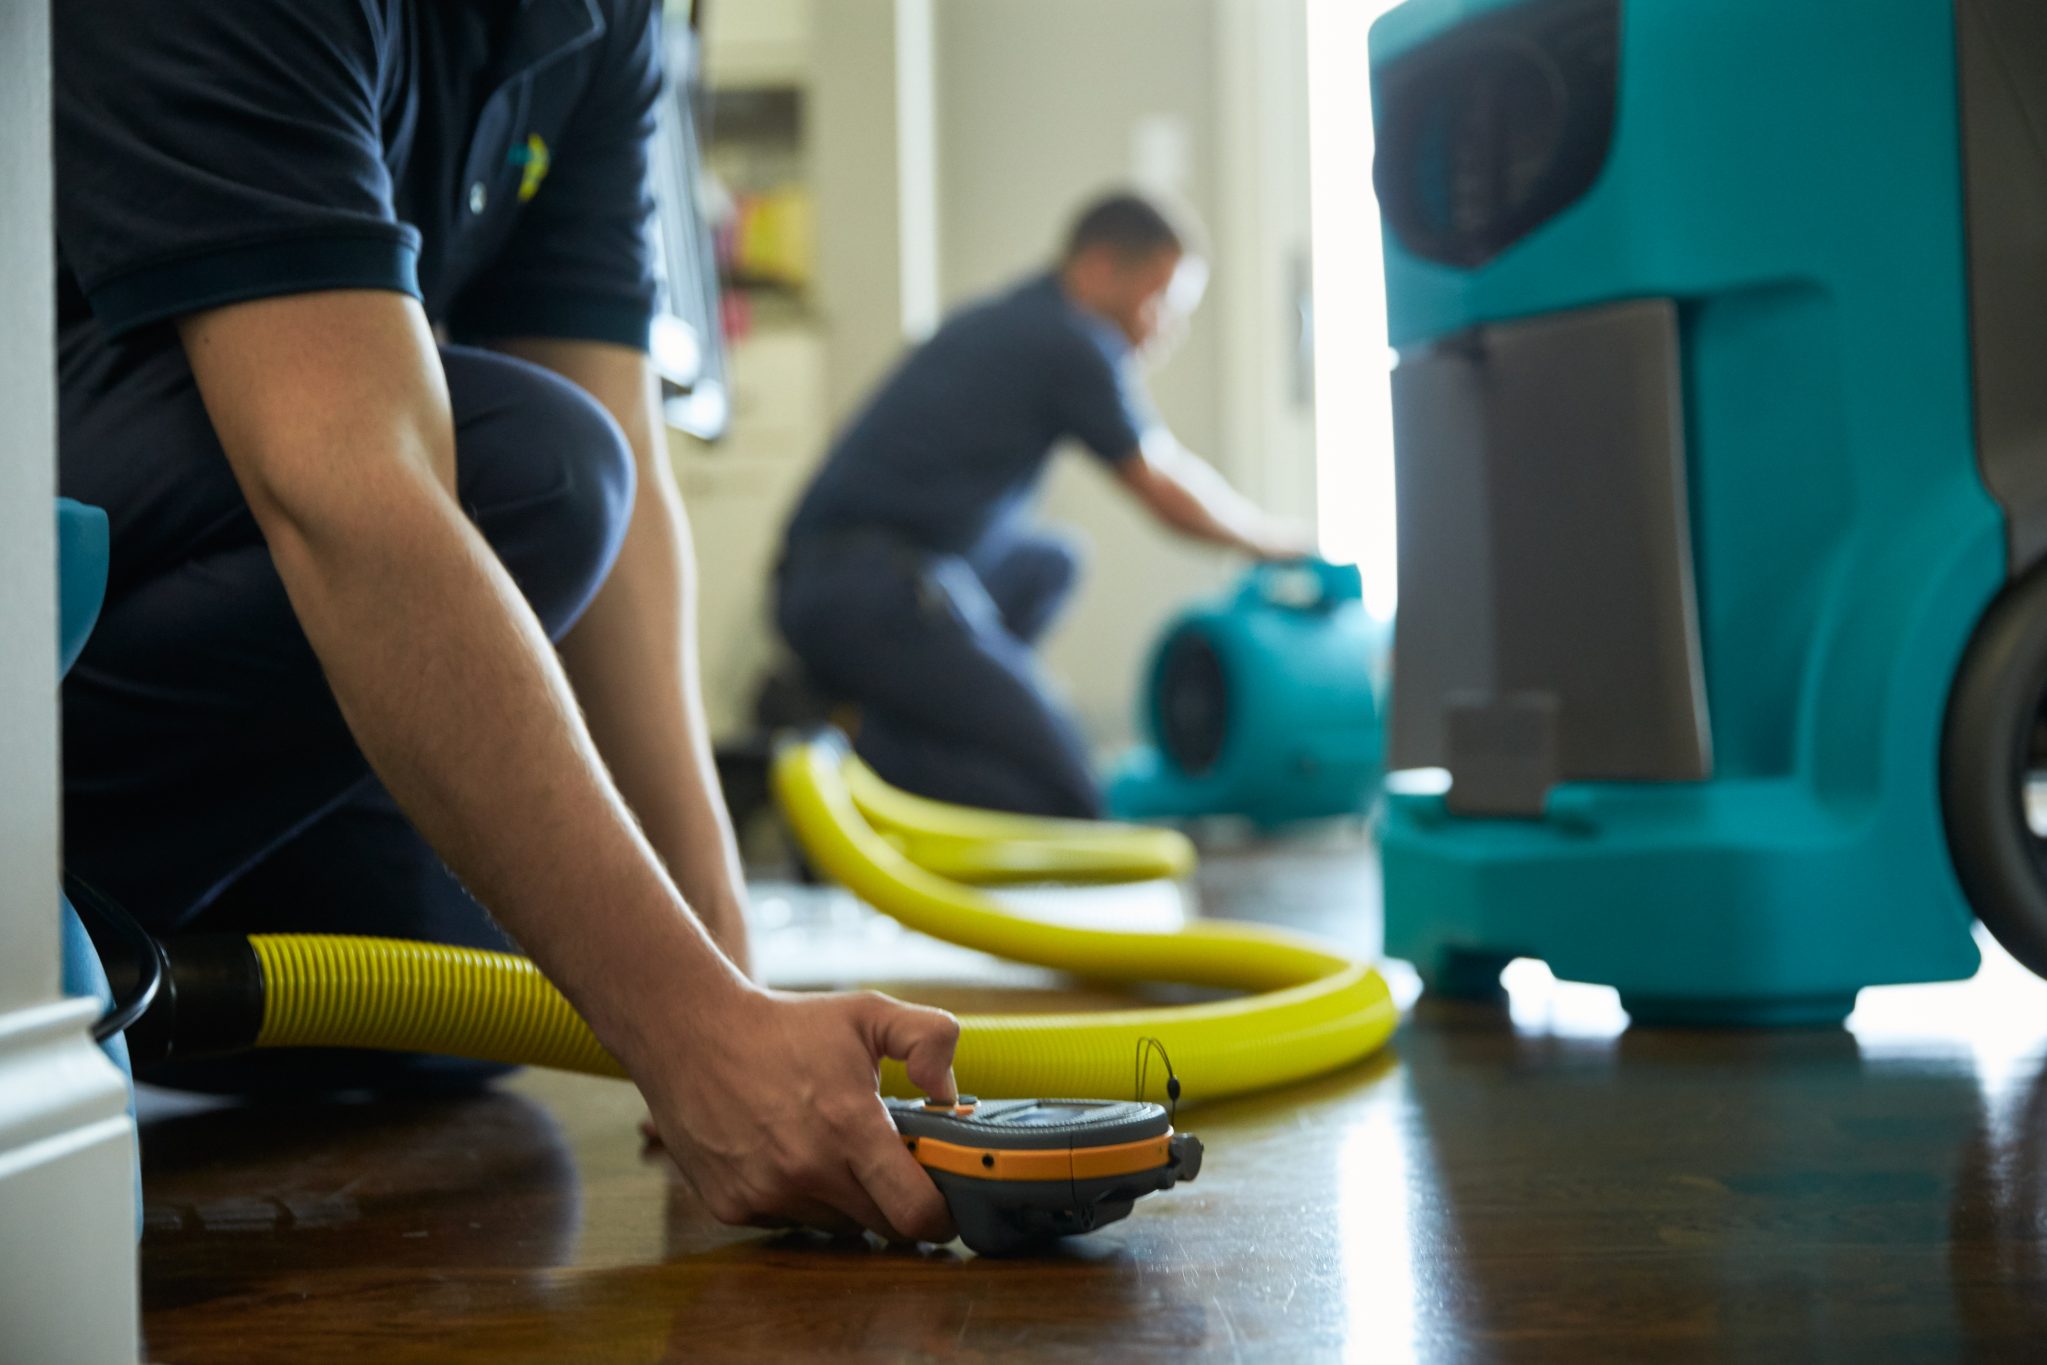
[1048,324,1151,466]
[446,0,664,350]
[54,0,419,339]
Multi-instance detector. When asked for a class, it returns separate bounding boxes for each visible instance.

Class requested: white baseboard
[0,996,138,1365]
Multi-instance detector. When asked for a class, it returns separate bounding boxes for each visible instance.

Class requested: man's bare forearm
[173,290,959,1242]
[1118,435,1308,559]
[494,339,753,975]
[179,294,745,1070]
[561,450,754,974]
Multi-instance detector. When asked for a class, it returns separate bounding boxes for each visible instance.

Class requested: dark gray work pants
[776,525,1102,820]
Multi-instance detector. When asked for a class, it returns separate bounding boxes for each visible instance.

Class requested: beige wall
[934,0,1239,749]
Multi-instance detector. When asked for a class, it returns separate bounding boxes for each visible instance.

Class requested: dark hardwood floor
[136,836,2047,1362]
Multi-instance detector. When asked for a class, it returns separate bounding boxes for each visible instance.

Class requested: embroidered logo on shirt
[511,134,552,202]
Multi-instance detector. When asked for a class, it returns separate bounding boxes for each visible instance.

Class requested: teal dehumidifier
[1370,0,2047,1023]
[1107,559,1386,829]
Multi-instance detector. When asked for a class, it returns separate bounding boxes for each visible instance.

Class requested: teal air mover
[1371,0,2047,1024]
[1107,559,1385,829]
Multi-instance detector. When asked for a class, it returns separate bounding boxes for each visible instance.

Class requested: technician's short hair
[1062,190,1204,264]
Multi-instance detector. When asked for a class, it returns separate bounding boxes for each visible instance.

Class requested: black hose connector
[119,935,266,1065]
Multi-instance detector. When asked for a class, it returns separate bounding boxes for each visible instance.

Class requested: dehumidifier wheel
[1942,564,2047,980]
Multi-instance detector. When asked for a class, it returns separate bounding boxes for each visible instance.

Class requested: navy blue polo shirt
[784,272,1154,557]
[53,0,662,355]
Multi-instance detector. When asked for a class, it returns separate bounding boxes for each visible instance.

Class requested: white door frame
[1211,0,1318,524]
[0,3,142,1360]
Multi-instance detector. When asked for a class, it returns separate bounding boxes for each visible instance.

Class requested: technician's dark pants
[775,526,1103,819]
[60,343,635,1092]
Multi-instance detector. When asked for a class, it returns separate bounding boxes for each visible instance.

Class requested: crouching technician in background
[776,191,1308,820]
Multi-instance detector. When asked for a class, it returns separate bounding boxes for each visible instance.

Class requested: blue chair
[56,497,138,1225]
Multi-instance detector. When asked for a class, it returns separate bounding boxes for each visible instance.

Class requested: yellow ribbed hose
[251,736,1398,1103]
[252,934,625,1077]
[844,753,1196,886]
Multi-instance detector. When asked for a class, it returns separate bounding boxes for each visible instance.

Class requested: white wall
[1213,0,1317,526]
[813,0,941,421]
[0,4,141,1358]
[1306,0,1402,618]
[933,0,1244,749]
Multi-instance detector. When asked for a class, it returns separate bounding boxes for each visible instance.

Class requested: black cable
[62,872,165,1044]
[1134,1036,1181,1125]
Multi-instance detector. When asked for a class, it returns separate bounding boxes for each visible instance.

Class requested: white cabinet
[674,0,937,741]
[671,324,828,739]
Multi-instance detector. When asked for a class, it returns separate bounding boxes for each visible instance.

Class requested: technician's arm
[490,338,750,976]
[1116,432,1315,560]
[179,290,956,1243]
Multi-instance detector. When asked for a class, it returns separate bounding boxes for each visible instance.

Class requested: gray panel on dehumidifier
[1387,297,1712,816]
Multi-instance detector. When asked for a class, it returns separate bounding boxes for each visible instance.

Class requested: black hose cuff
[125,936,265,1065]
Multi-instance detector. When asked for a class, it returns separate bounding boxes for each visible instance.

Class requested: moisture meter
[887,1095,1203,1256]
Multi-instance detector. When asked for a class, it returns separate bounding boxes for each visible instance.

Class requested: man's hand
[1115,434,1316,561]
[640,987,962,1243]
[1246,521,1321,563]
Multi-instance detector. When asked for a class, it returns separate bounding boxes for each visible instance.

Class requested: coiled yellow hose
[249,736,1398,1103]
[843,754,1197,885]
[775,737,1398,1101]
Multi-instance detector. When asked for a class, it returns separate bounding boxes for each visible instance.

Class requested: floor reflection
[1949,1046,2047,1360]
[1371,940,2047,1362]
[139,1087,583,1307]
[133,862,2047,1363]
[1335,1076,1432,1364]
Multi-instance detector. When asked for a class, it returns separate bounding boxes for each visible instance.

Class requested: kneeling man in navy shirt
[57,0,961,1245]
[778,192,1308,820]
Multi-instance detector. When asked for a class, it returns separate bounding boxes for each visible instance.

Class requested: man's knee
[445,348,637,640]
[1031,533,1082,602]
[983,531,1081,644]
[999,531,1082,596]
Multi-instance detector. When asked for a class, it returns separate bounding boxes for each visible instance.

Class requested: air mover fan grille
[1158,631,1229,777]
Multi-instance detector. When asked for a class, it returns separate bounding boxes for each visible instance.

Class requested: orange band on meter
[903,1132,1174,1182]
